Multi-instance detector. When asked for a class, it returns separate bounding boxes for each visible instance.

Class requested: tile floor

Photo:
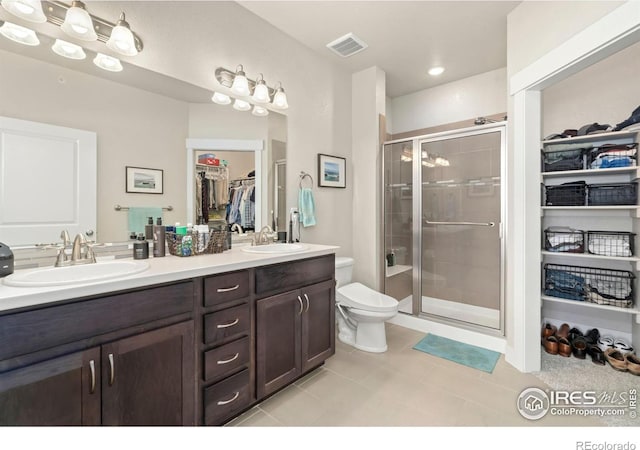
[226,323,604,427]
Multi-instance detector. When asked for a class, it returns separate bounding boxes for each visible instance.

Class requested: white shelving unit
[541,128,640,329]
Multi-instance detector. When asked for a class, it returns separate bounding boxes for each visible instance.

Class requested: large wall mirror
[0,26,286,247]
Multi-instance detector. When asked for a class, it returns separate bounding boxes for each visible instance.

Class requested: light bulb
[252,105,269,117]
[93,53,123,72]
[52,39,86,60]
[272,85,288,110]
[106,13,137,56]
[211,92,231,105]
[251,75,270,104]
[0,21,39,46]
[232,99,251,112]
[231,65,250,97]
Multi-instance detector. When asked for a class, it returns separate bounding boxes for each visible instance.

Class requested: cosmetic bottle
[133,234,149,259]
[145,217,154,240]
[153,217,166,257]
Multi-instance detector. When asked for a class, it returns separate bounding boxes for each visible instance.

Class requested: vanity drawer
[255,254,335,298]
[204,270,250,307]
[203,336,250,382]
[203,304,250,345]
[204,369,251,425]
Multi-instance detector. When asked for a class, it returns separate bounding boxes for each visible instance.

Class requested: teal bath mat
[413,334,500,373]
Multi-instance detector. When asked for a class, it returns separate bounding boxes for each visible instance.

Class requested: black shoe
[587,344,606,365]
[568,327,583,343]
[585,328,600,345]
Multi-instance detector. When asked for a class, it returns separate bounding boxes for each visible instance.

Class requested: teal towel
[298,188,316,227]
[127,207,163,235]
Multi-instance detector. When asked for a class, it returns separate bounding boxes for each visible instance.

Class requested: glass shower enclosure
[383,124,505,333]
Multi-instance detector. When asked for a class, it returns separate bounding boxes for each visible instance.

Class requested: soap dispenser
[153,217,166,257]
[145,217,154,240]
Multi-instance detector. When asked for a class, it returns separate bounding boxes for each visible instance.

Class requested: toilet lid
[337,282,398,312]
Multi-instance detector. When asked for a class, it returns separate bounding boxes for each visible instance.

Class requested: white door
[0,116,97,246]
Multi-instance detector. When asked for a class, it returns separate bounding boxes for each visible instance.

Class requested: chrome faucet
[230,223,244,234]
[253,225,274,245]
[67,233,96,265]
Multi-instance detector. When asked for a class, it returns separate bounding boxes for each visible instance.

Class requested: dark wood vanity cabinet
[0,282,196,426]
[255,256,335,399]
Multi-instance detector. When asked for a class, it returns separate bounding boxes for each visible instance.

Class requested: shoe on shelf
[625,353,640,376]
[542,323,557,342]
[587,345,606,366]
[597,335,614,352]
[604,348,628,371]
[568,327,583,343]
[544,336,559,355]
[613,337,634,353]
[585,328,600,345]
[572,337,588,359]
[558,337,572,357]
[557,323,570,339]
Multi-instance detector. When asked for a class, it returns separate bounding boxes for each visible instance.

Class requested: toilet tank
[334,257,354,288]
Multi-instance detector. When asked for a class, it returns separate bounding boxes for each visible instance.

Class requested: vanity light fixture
[0,21,39,46]
[215,65,289,110]
[106,12,137,56]
[230,65,251,97]
[252,105,269,117]
[52,38,86,59]
[232,98,251,112]
[1,0,46,23]
[60,1,97,41]
[211,92,231,105]
[93,53,122,72]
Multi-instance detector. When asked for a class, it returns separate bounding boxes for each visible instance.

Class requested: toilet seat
[337,282,398,313]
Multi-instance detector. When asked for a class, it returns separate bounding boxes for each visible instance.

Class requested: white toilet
[335,257,399,353]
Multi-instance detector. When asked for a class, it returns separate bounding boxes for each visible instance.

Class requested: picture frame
[126,166,163,194]
[317,154,346,188]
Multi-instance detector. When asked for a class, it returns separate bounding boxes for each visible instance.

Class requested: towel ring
[299,171,313,189]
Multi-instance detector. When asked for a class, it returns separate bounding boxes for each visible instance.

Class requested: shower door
[419,126,504,330]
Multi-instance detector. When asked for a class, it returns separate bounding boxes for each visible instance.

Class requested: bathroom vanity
[0,245,337,426]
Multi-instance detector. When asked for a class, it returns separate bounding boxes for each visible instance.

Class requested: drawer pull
[89,360,96,394]
[217,284,240,293]
[217,352,240,365]
[217,391,240,406]
[216,318,239,329]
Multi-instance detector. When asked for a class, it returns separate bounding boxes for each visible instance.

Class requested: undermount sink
[241,243,308,254]
[2,260,150,287]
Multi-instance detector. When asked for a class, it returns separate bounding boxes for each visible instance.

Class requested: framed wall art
[317,154,346,188]
[126,166,163,194]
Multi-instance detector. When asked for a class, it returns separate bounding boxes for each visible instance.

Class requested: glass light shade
[251,78,270,104]
[106,14,137,56]
[230,66,250,97]
[52,39,86,60]
[93,53,123,72]
[272,86,289,110]
[252,105,269,117]
[1,0,46,23]
[232,99,251,112]
[0,21,39,46]
[61,1,97,41]
[211,92,231,105]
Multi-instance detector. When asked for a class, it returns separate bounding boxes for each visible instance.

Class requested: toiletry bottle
[153,217,166,257]
[133,234,149,259]
[145,217,154,240]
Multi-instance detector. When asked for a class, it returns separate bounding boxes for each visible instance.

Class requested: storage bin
[587,182,637,206]
[544,263,634,308]
[588,143,638,170]
[542,147,586,172]
[544,227,584,253]
[166,230,227,256]
[544,181,587,206]
[586,231,635,257]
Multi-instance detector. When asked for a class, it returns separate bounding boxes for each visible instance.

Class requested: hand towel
[298,188,316,227]
[128,207,163,235]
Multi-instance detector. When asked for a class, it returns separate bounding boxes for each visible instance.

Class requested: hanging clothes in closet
[196,165,229,224]
[227,178,255,230]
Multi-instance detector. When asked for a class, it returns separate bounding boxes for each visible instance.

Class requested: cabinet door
[301,279,335,372]
[0,347,101,425]
[101,321,195,426]
[256,290,302,399]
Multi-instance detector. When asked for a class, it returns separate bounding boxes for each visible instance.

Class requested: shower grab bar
[424,220,495,227]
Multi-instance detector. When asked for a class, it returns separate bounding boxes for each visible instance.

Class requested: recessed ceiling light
[428,66,445,76]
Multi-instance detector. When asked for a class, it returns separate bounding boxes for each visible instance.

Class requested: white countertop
[0,244,338,314]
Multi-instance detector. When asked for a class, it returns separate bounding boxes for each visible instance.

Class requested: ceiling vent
[326,32,368,58]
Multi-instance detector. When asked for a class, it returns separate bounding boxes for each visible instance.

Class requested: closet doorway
[383,123,505,334]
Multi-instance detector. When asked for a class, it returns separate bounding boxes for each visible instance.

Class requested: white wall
[0,49,189,244]
[389,68,507,135]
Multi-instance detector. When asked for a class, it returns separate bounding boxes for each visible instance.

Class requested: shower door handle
[424,220,495,227]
